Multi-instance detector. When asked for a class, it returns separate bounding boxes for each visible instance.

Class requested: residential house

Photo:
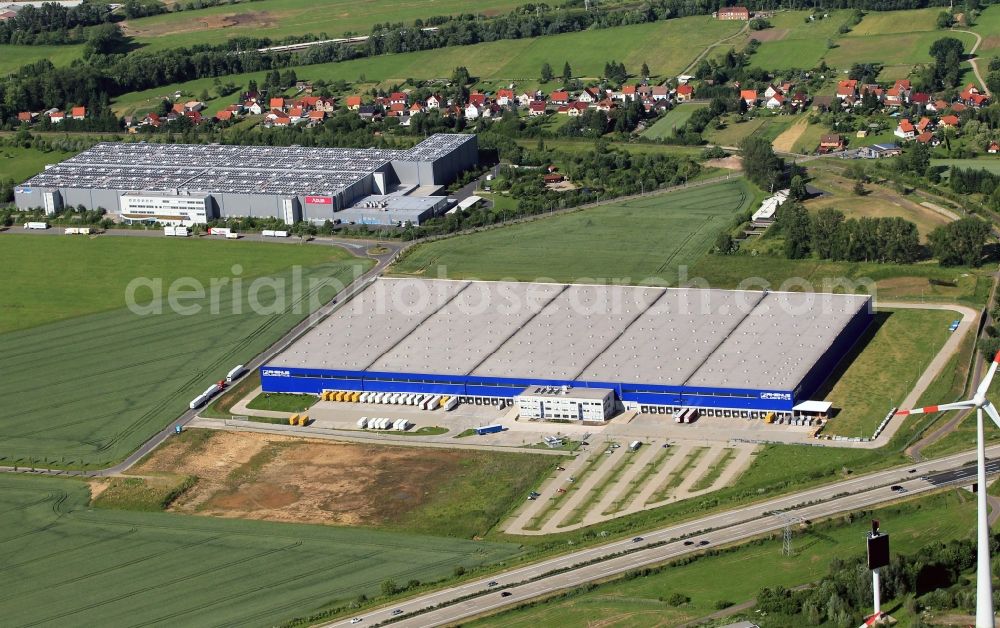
[246,100,264,115]
[578,87,601,104]
[528,101,548,116]
[894,119,916,139]
[0,10,17,21]
[676,84,694,102]
[171,103,186,115]
[389,92,408,105]
[266,109,291,126]
[141,113,161,128]
[48,110,65,123]
[70,106,86,120]
[345,95,363,110]
[910,92,930,107]
[359,104,377,120]
[884,86,906,107]
[651,85,669,100]
[215,110,234,122]
[468,92,487,107]
[464,103,481,119]
[637,84,653,99]
[308,110,326,124]
[549,90,570,105]
[16,111,36,124]
[288,106,305,123]
[184,101,205,112]
[988,141,999,154]
[269,97,286,110]
[836,79,858,98]
[763,84,781,99]
[940,114,960,129]
[496,89,514,106]
[596,98,615,112]
[388,102,407,117]
[409,102,425,115]
[716,6,750,19]
[915,132,939,146]
[791,92,809,108]
[426,94,442,109]
[916,117,933,133]
[960,83,989,107]
[516,92,533,107]
[819,134,844,151]
[951,102,967,113]
[620,85,637,101]
[567,102,589,116]
[765,93,785,109]
[740,89,758,108]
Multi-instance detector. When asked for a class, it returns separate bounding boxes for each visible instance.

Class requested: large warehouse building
[260,278,873,419]
[14,134,477,226]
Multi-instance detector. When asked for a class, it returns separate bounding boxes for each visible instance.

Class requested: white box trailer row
[321,390,461,411]
[261,229,289,237]
[356,417,412,431]
[673,408,698,424]
[24,222,48,230]
[64,227,91,235]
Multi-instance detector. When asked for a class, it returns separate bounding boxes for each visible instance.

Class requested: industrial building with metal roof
[14,134,477,226]
[261,278,873,416]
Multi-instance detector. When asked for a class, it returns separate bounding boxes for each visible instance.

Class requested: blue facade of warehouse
[260,296,873,414]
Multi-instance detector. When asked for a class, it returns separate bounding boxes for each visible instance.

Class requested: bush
[714,599,735,609]
[666,592,690,607]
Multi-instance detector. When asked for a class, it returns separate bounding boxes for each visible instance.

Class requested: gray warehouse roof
[20,134,475,197]
[272,278,871,392]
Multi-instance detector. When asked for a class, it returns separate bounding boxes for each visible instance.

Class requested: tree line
[775,204,922,263]
[0,0,114,46]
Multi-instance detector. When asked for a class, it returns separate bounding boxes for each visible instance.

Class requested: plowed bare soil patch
[130,430,551,536]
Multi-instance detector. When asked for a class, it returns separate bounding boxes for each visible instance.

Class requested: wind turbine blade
[896,401,975,416]
[983,401,1000,431]
[976,350,1000,398]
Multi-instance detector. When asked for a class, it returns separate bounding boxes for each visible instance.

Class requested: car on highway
[488,581,499,587]
[683,540,694,546]
[557,488,566,493]
[891,485,907,493]
[391,610,403,616]
[501,591,512,597]
[908,468,917,473]
[556,466,566,471]
[632,536,644,543]
[698,540,710,546]
[350,619,362,624]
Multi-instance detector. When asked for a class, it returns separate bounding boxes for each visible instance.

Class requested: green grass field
[0,43,85,74]
[246,392,318,413]
[688,255,989,305]
[820,308,956,437]
[641,104,707,139]
[0,474,521,627]
[391,179,752,285]
[971,5,1000,54]
[112,17,741,115]
[469,489,977,627]
[932,158,1000,175]
[704,114,799,147]
[0,236,371,466]
[124,0,529,52]
[0,146,80,183]
[824,29,979,68]
[846,8,942,36]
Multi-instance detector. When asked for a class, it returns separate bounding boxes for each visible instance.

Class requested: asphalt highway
[325,445,1000,628]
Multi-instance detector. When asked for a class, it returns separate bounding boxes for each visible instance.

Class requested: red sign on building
[305,196,333,205]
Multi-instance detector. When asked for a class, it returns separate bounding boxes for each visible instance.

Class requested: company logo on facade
[305,196,333,205]
[760,392,792,401]
[262,369,291,377]
[15,187,31,194]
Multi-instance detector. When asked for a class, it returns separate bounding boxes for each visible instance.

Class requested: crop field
[641,104,707,139]
[123,0,530,52]
[391,179,752,285]
[819,308,955,438]
[470,489,977,627]
[124,429,556,538]
[0,235,371,466]
[0,146,80,183]
[112,17,741,115]
[0,474,521,627]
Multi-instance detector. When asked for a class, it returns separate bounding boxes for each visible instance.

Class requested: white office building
[120,193,210,226]
[516,386,615,422]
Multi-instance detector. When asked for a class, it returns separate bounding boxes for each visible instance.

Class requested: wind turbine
[896,350,1000,628]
